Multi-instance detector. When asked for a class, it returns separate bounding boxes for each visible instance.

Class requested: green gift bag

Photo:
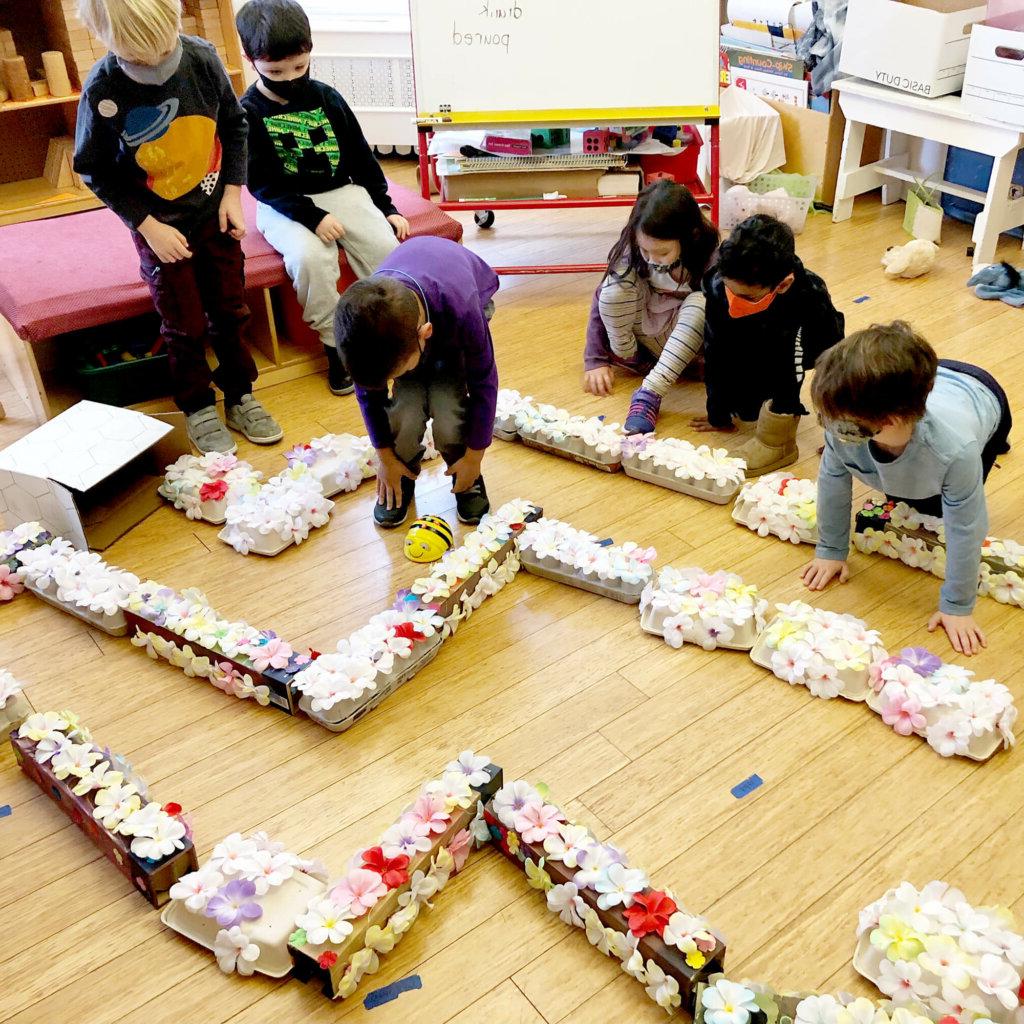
[904,179,942,243]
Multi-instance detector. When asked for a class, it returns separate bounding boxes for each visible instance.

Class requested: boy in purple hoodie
[334,236,499,528]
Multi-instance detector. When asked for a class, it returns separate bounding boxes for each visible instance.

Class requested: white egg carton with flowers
[865,647,1016,760]
[283,433,375,499]
[750,600,887,701]
[621,435,746,504]
[732,472,819,545]
[1,521,53,571]
[640,567,769,652]
[16,539,139,636]
[290,609,445,732]
[158,452,263,525]
[518,517,656,604]
[514,399,625,471]
[0,668,32,733]
[494,388,534,441]
[161,830,331,978]
[854,880,1024,1021]
[218,465,334,556]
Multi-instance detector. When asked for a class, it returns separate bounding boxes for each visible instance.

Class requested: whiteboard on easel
[409,0,720,124]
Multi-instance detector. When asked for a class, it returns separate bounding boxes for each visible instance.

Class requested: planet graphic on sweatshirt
[121,98,222,201]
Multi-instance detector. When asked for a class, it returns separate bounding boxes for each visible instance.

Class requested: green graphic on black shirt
[263,107,340,176]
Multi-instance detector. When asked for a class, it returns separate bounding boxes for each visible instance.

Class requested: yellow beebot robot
[404,515,454,563]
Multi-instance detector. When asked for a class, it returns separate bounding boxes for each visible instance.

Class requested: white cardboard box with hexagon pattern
[0,401,188,550]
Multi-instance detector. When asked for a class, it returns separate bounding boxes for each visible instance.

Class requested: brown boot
[729,401,799,477]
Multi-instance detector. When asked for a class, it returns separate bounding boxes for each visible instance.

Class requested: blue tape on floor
[364,975,422,1009]
[0,805,11,819]
[597,538,614,547]
[731,774,763,799]
[853,295,871,303]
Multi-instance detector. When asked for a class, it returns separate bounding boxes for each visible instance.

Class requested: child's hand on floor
[583,367,614,396]
[387,214,411,241]
[928,611,987,656]
[316,214,346,244]
[691,415,736,433]
[138,216,192,263]
[801,558,850,590]
[374,449,415,509]
[218,185,246,240]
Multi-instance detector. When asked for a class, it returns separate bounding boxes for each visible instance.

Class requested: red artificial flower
[308,648,322,661]
[318,951,338,969]
[776,476,795,496]
[624,890,677,938]
[937,1018,958,1024]
[361,846,410,889]
[199,479,229,502]
[162,802,182,816]
[392,622,426,643]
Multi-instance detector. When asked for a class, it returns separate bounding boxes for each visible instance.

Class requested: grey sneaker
[225,394,284,444]
[186,406,236,454]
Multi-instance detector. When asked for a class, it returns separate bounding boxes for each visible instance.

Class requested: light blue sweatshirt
[815,367,1001,616]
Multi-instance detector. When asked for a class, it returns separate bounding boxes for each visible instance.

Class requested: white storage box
[840,0,987,97]
[963,22,1024,126]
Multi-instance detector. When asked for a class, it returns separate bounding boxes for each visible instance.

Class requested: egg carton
[518,426,622,472]
[519,548,648,604]
[24,578,128,636]
[622,451,743,504]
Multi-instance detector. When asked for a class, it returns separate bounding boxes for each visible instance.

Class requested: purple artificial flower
[621,435,650,455]
[204,878,262,928]
[894,646,942,677]
[285,444,317,467]
[392,590,432,614]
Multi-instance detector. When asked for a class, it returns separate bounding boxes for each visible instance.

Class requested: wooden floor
[3,163,1024,1024]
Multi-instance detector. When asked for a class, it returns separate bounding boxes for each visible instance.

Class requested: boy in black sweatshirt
[75,0,282,454]
[693,215,845,476]
[236,0,409,396]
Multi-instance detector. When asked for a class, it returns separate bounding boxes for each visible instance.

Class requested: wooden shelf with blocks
[0,0,247,227]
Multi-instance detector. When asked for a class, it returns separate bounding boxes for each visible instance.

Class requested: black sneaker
[455,476,490,525]
[325,345,354,396]
[373,475,416,528]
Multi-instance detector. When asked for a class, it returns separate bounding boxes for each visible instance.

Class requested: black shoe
[455,476,490,525]
[325,345,354,396]
[373,475,416,528]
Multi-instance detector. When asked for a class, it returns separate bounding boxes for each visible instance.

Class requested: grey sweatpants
[256,183,399,347]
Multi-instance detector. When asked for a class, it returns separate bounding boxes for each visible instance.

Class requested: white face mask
[118,39,183,85]
[646,256,682,274]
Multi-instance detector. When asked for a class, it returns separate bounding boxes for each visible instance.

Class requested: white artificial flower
[546,882,586,927]
[214,926,261,976]
[594,862,648,910]
[491,780,543,829]
[296,897,354,945]
[169,866,225,912]
[795,994,841,1024]
[974,953,1021,1009]
[701,978,759,1024]
[543,823,592,868]
[877,959,938,1005]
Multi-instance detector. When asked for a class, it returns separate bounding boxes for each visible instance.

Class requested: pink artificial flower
[0,565,24,602]
[250,637,293,672]
[329,867,388,916]
[695,572,727,596]
[513,802,564,844]
[204,454,238,476]
[882,693,927,736]
[447,829,473,873]
[199,479,229,503]
[408,792,450,835]
[212,662,244,696]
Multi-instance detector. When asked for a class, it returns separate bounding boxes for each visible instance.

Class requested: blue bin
[942,145,1024,239]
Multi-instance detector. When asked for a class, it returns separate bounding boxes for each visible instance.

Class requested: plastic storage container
[720,171,817,234]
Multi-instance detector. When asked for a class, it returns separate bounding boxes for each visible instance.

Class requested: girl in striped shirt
[582,181,719,434]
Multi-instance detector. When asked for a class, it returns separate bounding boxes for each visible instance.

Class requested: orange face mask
[725,283,780,318]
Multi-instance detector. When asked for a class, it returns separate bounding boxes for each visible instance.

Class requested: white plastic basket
[720,172,817,235]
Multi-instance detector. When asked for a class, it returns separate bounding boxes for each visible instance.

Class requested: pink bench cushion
[0,180,463,343]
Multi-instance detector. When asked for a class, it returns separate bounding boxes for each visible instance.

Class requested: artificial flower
[210,832,259,876]
[974,953,1021,1008]
[199,479,229,503]
[408,792,450,835]
[205,878,263,928]
[360,846,410,889]
[364,924,398,954]
[446,829,473,873]
[0,565,24,601]
[169,866,225,912]
[919,934,975,990]
[317,950,338,969]
[546,882,586,927]
[380,818,432,859]
[214,926,261,976]
[445,750,491,787]
[513,802,564,844]
[594,862,648,910]
[71,760,124,796]
[397,868,440,908]
[701,978,759,1024]
[296,897,355,945]
[794,994,841,1024]
[130,813,187,860]
[50,742,102,781]
[248,849,295,895]
[624,889,677,938]
[870,915,926,961]
[329,868,388,917]
[895,647,943,676]
[926,716,973,758]
[643,961,682,1011]
[882,694,927,736]
[92,782,141,829]
[543,822,592,868]
[524,857,553,892]
[18,710,70,742]
[877,958,937,1004]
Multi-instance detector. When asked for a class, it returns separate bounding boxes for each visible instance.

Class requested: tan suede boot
[729,401,799,477]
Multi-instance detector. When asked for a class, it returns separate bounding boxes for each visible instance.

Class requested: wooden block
[0,82,8,102]
[11,726,198,907]
[2,55,32,101]
[31,79,49,97]
[44,136,75,188]
[42,51,72,96]
[0,28,16,58]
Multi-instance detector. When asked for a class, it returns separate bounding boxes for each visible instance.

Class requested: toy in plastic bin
[404,515,455,563]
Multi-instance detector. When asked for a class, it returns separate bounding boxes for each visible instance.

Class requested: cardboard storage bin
[440,168,604,201]
[963,13,1024,126]
[840,0,987,97]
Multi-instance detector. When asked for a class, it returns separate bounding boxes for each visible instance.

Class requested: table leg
[832,119,868,223]
[973,149,1016,269]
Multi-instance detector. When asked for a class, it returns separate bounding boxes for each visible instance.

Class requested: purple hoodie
[355,237,500,452]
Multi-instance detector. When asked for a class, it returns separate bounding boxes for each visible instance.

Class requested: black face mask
[258,67,311,102]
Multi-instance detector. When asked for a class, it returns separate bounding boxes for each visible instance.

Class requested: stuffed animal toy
[881,239,938,279]
[404,515,454,563]
[967,262,1024,306]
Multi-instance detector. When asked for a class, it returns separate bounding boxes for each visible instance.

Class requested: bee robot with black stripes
[404,515,455,563]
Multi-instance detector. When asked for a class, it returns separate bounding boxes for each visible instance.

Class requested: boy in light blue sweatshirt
[801,321,1012,656]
